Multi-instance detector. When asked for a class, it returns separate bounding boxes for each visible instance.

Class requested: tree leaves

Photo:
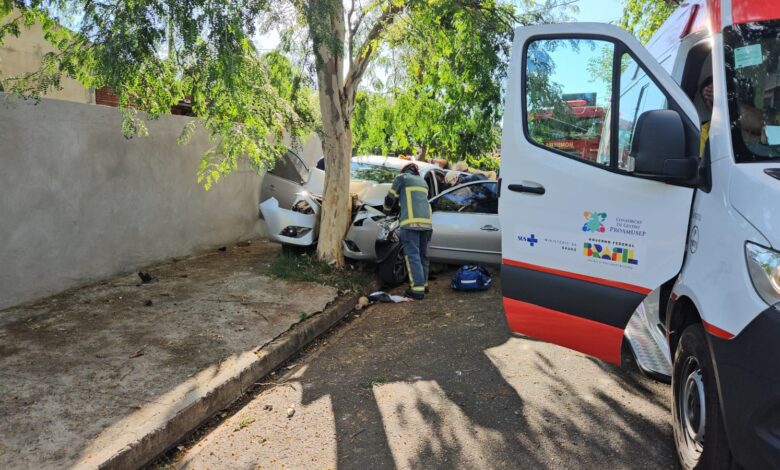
[352,0,571,160]
[1,1,315,190]
[620,0,677,44]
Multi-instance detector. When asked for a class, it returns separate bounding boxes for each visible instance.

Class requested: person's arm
[383,177,401,214]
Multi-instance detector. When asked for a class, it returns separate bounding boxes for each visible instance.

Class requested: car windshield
[350,161,399,183]
[724,20,780,162]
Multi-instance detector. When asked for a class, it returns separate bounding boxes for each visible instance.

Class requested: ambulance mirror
[631,109,698,182]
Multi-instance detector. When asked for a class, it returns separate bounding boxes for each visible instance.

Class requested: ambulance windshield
[724,20,780,162]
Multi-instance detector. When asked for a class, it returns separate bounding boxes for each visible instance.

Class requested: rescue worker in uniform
[383,163,432,300]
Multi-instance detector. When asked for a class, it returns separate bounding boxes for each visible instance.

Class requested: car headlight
[745,242,780,306]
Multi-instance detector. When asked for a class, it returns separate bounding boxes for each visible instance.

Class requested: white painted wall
[0,95,268,310]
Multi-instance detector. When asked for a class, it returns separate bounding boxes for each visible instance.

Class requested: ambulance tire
[672,324,735,470]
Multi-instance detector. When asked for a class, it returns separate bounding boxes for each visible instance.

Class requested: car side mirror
[631,109,698,182]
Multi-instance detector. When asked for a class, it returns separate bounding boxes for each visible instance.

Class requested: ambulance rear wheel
[672,324,734,470]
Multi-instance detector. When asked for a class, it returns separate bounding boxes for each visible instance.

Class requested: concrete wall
[0,95,267,310]
[0,14,94,104]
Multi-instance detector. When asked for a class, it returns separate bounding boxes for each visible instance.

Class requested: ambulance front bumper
[710,306,780,469]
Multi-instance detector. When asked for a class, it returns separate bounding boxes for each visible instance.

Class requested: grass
[235,415,256,431]
[359,376,388,389]
[270,250,367,293]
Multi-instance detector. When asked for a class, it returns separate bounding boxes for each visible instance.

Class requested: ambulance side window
[615,54,669,171]
[525,38,614,166]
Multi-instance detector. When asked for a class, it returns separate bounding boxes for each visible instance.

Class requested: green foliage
[270,251,366,292]
[352,0,573,161]
[465,154,500,172]
[0,1,316,189]
[0,0,573,195]
[620,0,677,44]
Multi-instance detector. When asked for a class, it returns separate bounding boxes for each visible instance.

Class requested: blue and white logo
[517,234,539,247]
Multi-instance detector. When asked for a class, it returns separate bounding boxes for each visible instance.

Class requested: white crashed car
[259,153,501,283]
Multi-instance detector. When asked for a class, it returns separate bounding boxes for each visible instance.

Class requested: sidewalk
[0,240,363,469]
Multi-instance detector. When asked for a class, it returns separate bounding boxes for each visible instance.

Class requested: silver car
[259,153,500,283]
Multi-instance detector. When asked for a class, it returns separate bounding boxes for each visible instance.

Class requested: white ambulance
[499,1,780,468]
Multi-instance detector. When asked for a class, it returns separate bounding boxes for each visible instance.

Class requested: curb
[91,285,373,470]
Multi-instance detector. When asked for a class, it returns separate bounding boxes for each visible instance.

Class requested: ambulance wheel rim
[677,356,706,455]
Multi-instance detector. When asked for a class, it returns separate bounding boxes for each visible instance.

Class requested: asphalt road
[167,271,677,469]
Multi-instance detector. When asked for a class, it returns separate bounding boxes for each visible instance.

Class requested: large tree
[1,0,569,267]
[292,0,534,266]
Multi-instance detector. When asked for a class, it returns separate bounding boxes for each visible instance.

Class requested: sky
[569,0,624,24]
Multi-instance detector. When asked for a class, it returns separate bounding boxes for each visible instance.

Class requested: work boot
[404,288,425,300]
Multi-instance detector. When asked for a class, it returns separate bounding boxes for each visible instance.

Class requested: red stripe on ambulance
[503,297,625,365]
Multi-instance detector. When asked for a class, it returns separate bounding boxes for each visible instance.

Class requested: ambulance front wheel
[672,324,735,470]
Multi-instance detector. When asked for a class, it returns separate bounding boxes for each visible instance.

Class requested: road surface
[164,272,677,469]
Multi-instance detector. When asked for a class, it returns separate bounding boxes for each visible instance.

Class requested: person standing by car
[383,163,432,300]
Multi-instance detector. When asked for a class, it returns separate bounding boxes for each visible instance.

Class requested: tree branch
[344,2,402,107]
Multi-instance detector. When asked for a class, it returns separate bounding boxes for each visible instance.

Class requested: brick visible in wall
[95,86,119,107]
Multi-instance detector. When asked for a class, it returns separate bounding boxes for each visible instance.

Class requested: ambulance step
[625,313,672,381]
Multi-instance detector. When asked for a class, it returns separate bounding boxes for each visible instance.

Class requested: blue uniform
[384,173,432,294]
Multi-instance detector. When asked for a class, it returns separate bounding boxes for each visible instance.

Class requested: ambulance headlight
[745,243,780,306]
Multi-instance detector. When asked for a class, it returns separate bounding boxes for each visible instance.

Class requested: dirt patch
[0,240,345,469]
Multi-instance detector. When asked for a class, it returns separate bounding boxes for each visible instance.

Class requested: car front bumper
[709,306,780,469]
[259,197,318,247]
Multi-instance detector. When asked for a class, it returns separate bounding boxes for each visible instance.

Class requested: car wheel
[378,245,406,287]
[672,324,735,470]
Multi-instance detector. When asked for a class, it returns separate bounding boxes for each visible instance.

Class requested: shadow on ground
[176,270,677,470]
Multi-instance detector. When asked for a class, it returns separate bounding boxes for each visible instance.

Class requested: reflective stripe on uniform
[404,186,428,220]
[404,255,415,287]
[400,217,432,227]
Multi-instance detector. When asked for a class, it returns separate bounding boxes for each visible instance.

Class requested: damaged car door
[259,150,310,210]
[428,181,501,265]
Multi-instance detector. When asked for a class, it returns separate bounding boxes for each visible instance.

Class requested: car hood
[730,164,780,248]
[305,168,390,207]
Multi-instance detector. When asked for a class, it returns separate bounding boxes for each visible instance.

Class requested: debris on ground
[129,346,146,358]
[138,271,156,284]
[368,291,412,303]
[263,404,273,411]
[236,241,251,247]
[355,296,370,310]
[286,406,295,418]
[217,246,227,252]
[144,299,153,307]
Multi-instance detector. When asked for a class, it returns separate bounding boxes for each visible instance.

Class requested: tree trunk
[313,5,351,267]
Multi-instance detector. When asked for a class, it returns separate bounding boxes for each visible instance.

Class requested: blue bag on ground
[451,265,492,291]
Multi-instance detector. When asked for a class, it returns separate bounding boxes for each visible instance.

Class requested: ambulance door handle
[507,183,545,195]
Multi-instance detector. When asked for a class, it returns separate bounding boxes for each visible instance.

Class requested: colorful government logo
[582,211,607,233]
[583,241,639,265]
